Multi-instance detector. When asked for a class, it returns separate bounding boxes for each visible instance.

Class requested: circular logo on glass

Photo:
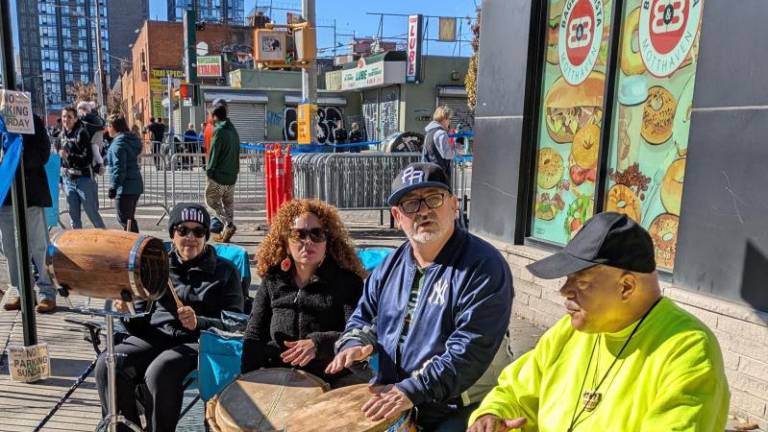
[639,0,702,77]
[559,0,604,85]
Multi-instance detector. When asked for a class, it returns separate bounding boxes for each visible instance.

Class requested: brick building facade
[121,20,253,130]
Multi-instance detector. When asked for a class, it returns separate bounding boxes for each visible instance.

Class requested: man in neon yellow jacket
[468,212,729,432]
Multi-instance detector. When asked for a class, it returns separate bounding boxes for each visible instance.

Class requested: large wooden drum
[208,368,328,432]
[285,384,416,432]
[46,229,168,301]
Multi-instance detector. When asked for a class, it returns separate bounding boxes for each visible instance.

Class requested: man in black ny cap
[468,212,729,432]
[327,162,514,431]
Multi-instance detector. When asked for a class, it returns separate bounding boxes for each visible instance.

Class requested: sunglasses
[398,193,446,214]
[288,227,327,243]
[175,225,207,238]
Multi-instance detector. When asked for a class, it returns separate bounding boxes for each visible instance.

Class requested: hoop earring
[280,257,292,272]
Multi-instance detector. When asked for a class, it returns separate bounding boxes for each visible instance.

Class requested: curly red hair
[256,199,365,279]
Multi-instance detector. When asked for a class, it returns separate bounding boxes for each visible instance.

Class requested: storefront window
[531,0,613,244]
[605,0,703,270]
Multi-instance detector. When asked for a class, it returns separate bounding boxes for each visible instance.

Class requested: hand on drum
[325,344,375,374]
[177,306,197,330]
[467,414,527,432]
[361,384,413,421]
[281,339,317,367]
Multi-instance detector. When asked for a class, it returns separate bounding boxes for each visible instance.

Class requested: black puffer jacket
[241,258,363,379]
[3,114,51,208]
[56,120,93,173]
[123,245,244,344]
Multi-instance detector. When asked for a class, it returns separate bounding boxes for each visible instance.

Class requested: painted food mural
[605,0,703,270]
[532,0,612,245]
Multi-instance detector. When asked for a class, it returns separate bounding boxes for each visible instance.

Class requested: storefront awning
[203,92,268,104]
[284,95,347,106]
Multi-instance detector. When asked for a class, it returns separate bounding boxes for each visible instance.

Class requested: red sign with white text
[406,15,423,83]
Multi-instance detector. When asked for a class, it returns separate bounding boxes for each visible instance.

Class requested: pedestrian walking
[106,114,144,233]
[333,119,348,153]
[57,106,106,229]
[77,101,106,175]
[348,122,364,153]
[144,117,165,169]
[422,106,455,186]
[205,103,240,243]
[0,114,58,313]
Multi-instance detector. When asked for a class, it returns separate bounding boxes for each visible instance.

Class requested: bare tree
[465,8,481,113]
[66,81,98,104]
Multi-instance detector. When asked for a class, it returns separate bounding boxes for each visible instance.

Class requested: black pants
[415,402,479,432]
[95,336,198,432]
[116,194,140,232]
[152,141,162,169]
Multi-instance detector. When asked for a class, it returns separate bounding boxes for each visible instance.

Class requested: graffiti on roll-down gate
[283,106,344,144]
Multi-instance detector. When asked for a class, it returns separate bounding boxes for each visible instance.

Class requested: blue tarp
[0,115,23,206]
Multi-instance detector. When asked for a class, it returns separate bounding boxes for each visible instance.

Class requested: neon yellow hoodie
[469,298,729,431]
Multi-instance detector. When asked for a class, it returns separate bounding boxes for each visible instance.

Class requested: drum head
[215,368,327,432]
[285,384,406,432]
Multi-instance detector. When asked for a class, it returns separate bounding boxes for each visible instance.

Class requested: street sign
[406,15,423,83]
[197,55,223,78]
[297,103,315,144]
[0,90,34,134]
[8,343,50,383]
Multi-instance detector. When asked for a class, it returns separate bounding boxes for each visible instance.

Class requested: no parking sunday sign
[0,90,34,134]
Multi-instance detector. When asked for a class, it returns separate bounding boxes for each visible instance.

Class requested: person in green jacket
[106,114,144,232]
[205,102,240,243]
[468,212,729,432]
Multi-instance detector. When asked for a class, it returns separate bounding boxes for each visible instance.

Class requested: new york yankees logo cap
[387,162,451,206]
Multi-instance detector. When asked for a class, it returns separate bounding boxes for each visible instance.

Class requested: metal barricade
[58,154,171,227]
[452,157,473,224]
[169,152,266,215]
[292,152,421,209]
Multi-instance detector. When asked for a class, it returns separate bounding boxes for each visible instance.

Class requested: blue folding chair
[356,246,394,274]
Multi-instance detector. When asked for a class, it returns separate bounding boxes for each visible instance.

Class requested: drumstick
[167,279,184,309]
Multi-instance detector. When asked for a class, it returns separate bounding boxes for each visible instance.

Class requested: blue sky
[149,0,479,57]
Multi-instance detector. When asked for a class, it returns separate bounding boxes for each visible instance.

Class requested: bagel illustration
[641,86,677,145]
[606,184,641,222]
[537,147,564,190]
[661,158,686,216]
[649,213,679,269]
[621,8,645,76]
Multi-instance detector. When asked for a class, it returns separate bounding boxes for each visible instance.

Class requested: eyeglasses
[288,227,327,243]
[175,225,207,238]
[398,193,446,214]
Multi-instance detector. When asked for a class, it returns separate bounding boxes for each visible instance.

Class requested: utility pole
[94,0,108,115]
[0,0,38,346]
[301,0,317,143]
[183,8,198,130]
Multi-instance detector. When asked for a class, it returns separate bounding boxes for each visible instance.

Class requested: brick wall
[486,238,768,429]
[121,20,255,128]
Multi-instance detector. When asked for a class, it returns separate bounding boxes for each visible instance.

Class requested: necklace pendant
[582,390,602,412]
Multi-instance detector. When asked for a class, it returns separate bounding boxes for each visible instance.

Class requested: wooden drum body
[285,384,416,432]
[46,229,168,301]
[208,368,328,432]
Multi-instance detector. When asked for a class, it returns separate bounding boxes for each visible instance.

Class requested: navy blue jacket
[107,132,144,195]
[337,227,513,408]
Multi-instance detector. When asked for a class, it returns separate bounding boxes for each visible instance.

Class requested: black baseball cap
[387,162,451,206]
[526,212,656,279]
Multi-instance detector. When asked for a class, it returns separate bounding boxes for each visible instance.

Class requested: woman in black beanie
[94,203,243,432]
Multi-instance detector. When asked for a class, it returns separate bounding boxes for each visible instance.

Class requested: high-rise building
[15,0,147,118]
[168,0,245,25]
[18,0,111,113]
[108,0,149,84]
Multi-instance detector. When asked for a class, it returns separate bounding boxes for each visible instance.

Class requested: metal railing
[293,152,421,209]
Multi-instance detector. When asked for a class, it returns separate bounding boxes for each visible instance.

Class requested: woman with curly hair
[241,199,368,385]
